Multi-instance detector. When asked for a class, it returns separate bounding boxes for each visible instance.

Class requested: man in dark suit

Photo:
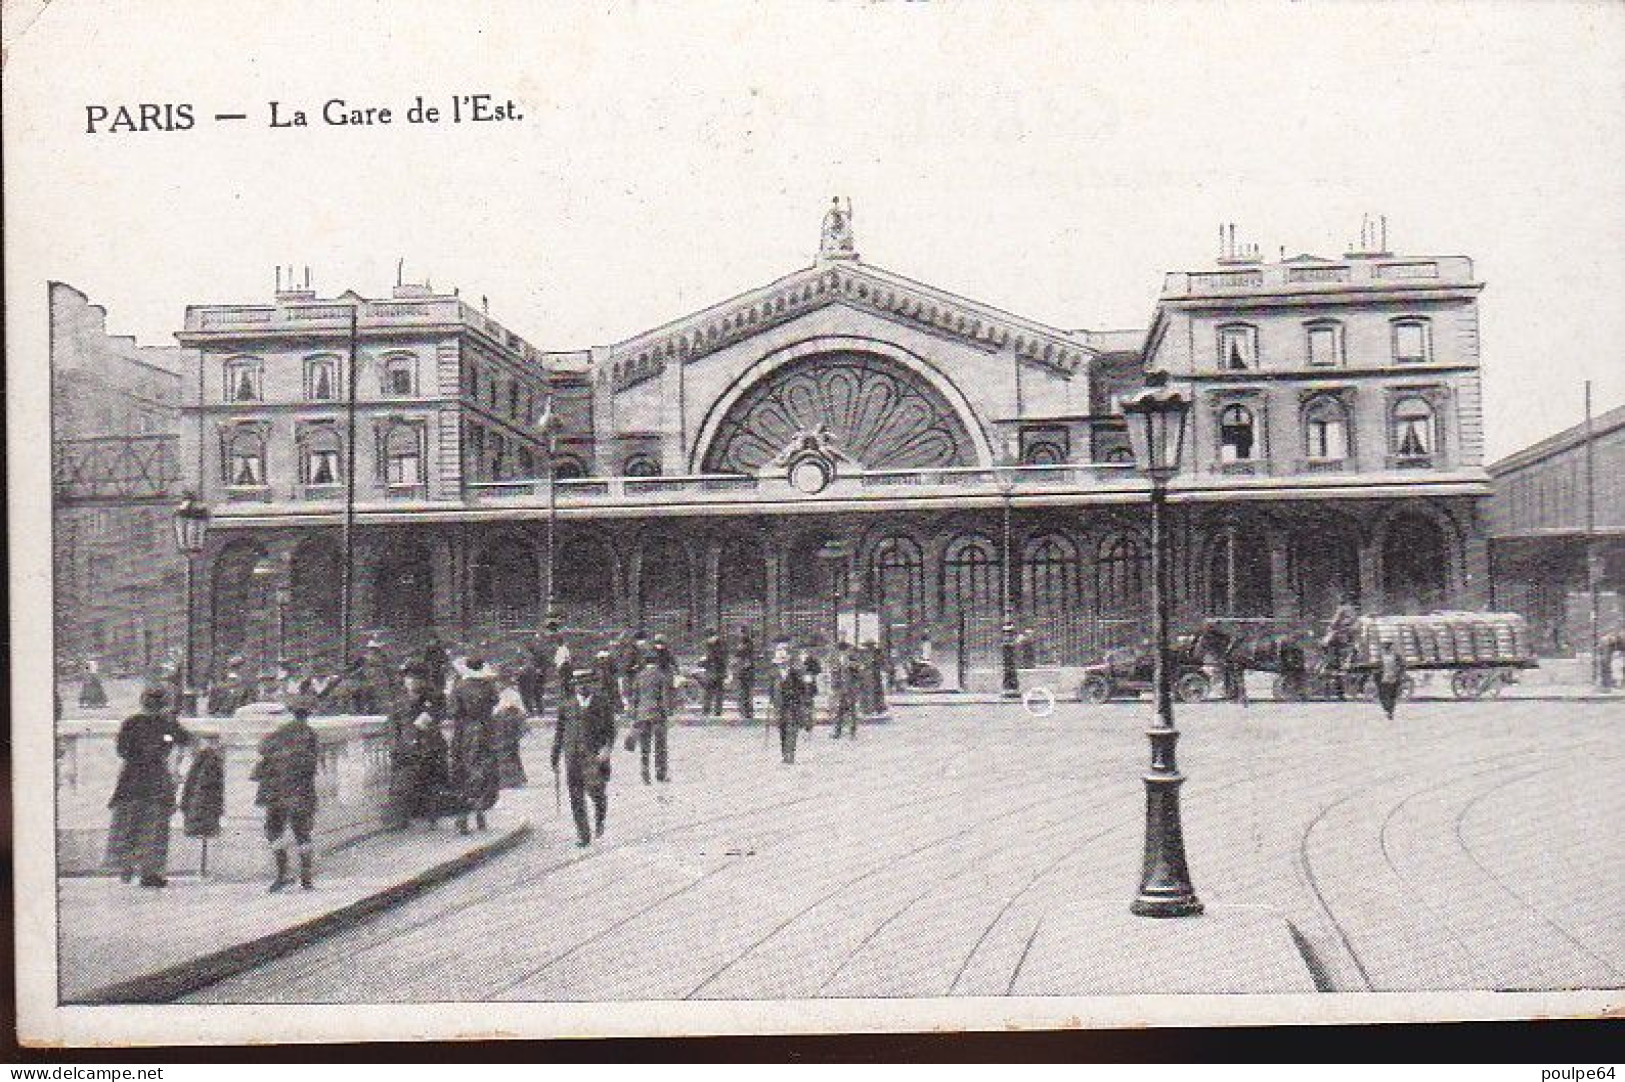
[733,626,757,720]
[700,629,727,717]
[768,641,810,765]
[552,667,617,847]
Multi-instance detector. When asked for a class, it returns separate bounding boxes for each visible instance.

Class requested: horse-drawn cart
[1271,611,1535,701]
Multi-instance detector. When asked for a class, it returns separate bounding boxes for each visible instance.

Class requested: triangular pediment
[602,261,1094,393]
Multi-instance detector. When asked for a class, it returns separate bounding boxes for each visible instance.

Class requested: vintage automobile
[1075,636,1212,704]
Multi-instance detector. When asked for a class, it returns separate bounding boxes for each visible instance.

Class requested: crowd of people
[101,622,893,886]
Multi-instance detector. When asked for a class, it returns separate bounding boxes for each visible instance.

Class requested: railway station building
[178,208,1493,684]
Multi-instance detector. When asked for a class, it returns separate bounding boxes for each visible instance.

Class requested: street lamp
[536,403,561,625]
[1121,373,1202,918]
[171,493,211,715]
[1000,481,1020,699]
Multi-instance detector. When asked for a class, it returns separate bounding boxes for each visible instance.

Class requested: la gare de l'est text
[84,96,522,133]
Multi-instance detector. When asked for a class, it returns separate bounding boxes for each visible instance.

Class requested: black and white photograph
[6,0,1624,1048]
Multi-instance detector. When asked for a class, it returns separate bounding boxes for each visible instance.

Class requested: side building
[1486,401,1625,657]
[179,211,1493,688]
[51,282,189,678]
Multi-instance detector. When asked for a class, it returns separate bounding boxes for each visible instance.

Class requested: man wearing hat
[106,686,193,887]
[628,645,674,784]
[768,641,811,765]
[252,695,321,890]
[551,665,617,847]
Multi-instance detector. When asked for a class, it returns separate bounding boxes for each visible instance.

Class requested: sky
[6,0,1624,460]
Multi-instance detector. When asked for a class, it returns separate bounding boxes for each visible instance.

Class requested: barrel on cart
[1345,612,1535,700]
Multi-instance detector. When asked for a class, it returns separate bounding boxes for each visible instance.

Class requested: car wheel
[1175,671,1210,703]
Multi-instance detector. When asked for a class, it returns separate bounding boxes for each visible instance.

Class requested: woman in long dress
[106,686,191,887]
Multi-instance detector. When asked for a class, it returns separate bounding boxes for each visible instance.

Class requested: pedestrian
[179,732,225,845]
[701,628,727,717]
[733,626,757,721]
[1375,640,1408,720]
[860,640,886,715]
[251,696,320,891]
[421,635,450,693]
[449,657,502,834]
[491,681,530,789]
[387,664,438,827]
[769,642,810,765]
[106,686,192,887]
[595,648,625,715]
[830,641,860,739]
[553,634,575,697]
[517,632,546,715]
[551,667,616,847]
[629,647,673,784]
[78,658,108,709]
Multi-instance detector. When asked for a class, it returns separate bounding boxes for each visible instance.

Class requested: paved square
[182,698,1625,1002]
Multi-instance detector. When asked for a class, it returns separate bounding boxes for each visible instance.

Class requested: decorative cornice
[606,264,1093,393]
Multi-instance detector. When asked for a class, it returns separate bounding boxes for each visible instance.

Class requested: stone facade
[51,283,188,677]
[176,215,1494,684]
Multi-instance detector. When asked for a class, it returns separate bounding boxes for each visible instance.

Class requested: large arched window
[1096,534,1145,617]
[870,536,925,630]
[1021,534,1081,614]
[1304,396,1350,462]
[942,534,1001,613]
[1392,396,1437,458]
[1219,404,1257,463]
[473,536,540,628]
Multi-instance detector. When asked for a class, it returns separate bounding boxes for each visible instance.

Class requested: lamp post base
[1132,761,1202,919]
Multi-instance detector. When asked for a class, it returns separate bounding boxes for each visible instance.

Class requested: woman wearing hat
[106,686,192,887]
[448,656,502,833]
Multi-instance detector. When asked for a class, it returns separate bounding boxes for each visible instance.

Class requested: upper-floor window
[1218,403,1258,462]
[491,433,508,480]
[1304,397,1349,461]
[1392,318,1432,365]
[623,454,661,477]
[509,382,522,420]
[1392,396,1437,457]
[382,423,423,488]
[305,356,339,401]
[224,358,263,403]
[302,431,343,486]
[1217,324,1258,371]
[223,426,266,488]
[1306,321,1344,367]
[518,446,536,478]
[382,356,416,396]
[1102,447,1134,465]
[553,455,588,480]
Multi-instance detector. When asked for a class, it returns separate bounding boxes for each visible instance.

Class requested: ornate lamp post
[170,493,211,715]
[536,403,561,625]
[1000,481,1020,699]
[1121,375,1202,918]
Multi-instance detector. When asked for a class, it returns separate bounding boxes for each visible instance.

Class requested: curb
[68,822,533,1005]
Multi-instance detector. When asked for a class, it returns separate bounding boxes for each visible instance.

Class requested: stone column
[1268,528,1298,621]
[1358,533,1383,612]
[428,527,461,638]
[702,539,723,633]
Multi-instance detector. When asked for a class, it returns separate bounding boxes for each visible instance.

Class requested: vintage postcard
[7,0,1623,1049]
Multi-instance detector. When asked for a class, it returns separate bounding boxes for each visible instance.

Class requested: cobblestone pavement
[184,698,1625,1002]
